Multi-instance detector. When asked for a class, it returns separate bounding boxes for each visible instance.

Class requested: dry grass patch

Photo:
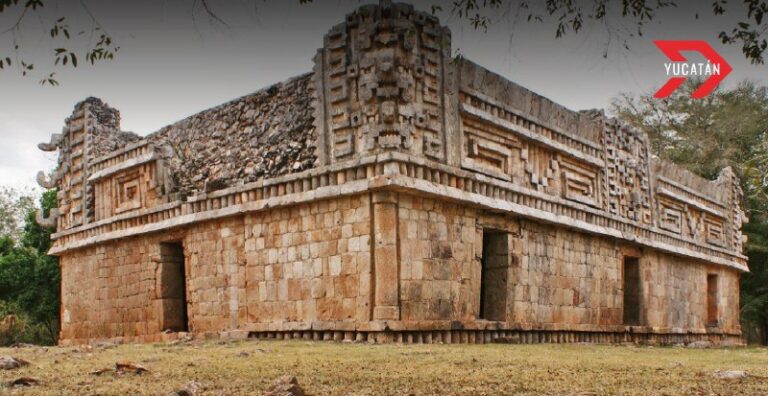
[0,340,767,395]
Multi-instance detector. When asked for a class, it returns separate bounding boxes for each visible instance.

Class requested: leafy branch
[1,0,768,87]
[0,0,119,85]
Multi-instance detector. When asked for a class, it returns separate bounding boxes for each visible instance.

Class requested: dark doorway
[622,257,641,326]
[707,274,719,326]
[158,242,188,332]
[479,230,509,321]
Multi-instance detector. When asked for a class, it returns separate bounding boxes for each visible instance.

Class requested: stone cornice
[656,187,725,217]
[50,152,748,273]
[87,152,157,182]
[460,102,605,168]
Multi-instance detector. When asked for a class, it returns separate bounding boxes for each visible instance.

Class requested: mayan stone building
[38,1,749,346]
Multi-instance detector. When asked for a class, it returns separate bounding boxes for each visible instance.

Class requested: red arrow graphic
[654,40,732,99]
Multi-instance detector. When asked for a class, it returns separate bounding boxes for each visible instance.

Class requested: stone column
[371,191,400,321]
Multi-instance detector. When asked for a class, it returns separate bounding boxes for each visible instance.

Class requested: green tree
[0,187,35,242]
[613,80,768,344]
[0,189,59,345]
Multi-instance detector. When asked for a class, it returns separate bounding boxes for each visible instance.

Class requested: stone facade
[40,1,747,346]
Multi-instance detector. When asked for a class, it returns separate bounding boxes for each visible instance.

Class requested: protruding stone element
[35,208,58,228]
[38,133,62,151]
[36,170,58,189]
[36,171,52,189]
[717,166,749,251]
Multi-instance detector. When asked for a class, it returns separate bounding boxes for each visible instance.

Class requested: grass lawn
[1,340,767,395]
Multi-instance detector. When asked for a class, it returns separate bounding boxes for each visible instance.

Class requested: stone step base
[248,329,743,346]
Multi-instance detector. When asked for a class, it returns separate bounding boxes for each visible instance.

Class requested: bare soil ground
[1,340,767,395]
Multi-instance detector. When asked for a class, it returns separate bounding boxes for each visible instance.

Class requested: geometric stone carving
[34,97,136,231]
[658,198,684,234]
[704,214,726,247]
[686,210,701,239]
[560,158,599,207]
[316,1,449,163]
[521,148,558,192]
[463,135,514,178]
[114,171,142,214]
[600,119,652,224]
[716,166,749,251]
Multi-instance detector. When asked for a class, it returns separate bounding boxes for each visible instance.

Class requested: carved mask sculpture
[314,1,449,163]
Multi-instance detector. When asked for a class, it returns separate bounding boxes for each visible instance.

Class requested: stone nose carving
[38,133,62,152]
[35,207,59,228]
[36,167,66,190]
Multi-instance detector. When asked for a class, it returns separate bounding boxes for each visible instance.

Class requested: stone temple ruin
[38,1,748,346]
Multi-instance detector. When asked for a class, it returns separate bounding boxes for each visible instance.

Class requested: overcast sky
[1,0,766,192]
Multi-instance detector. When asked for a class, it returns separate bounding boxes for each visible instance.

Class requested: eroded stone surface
[148,74,317,195]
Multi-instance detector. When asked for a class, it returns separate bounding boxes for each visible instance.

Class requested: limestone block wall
[58,194,373,344]
[397,195,741,335]
[642,251,740,332]
[398,195,480,322]
[511,221,623,328]
[242,194,371,329]
[183,216,246,333]
[514,220,740,334]
[59,237,164,342]
[58,190,741,344]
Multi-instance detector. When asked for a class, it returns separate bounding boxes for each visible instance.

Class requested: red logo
[654,40,732,99]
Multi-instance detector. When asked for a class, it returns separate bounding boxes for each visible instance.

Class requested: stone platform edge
[59,328,744,347]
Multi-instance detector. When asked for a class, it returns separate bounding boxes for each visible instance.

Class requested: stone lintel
[371,190,398,204]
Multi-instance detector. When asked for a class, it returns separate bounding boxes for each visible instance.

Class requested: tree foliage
[613,80,768,344]
[1,0,767,85]
[0,187,35,241]
[0,189,59,345]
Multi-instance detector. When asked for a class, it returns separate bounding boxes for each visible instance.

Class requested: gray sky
[1,0,766,191]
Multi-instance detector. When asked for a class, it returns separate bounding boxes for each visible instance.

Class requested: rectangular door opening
[707,274,719,326]
[479,230,509,321]
[158,242,188,332]
[622,256,641,326]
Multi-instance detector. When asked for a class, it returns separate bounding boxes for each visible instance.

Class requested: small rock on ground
[713,370,749,379]
[686,341,712,349]
[0,356,30,370]
[167,380,203,396]
[263,376,305,396]
[9,377,39,387]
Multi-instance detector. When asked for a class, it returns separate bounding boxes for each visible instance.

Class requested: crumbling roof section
[147,73,318,195]
[73,97,142,160]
